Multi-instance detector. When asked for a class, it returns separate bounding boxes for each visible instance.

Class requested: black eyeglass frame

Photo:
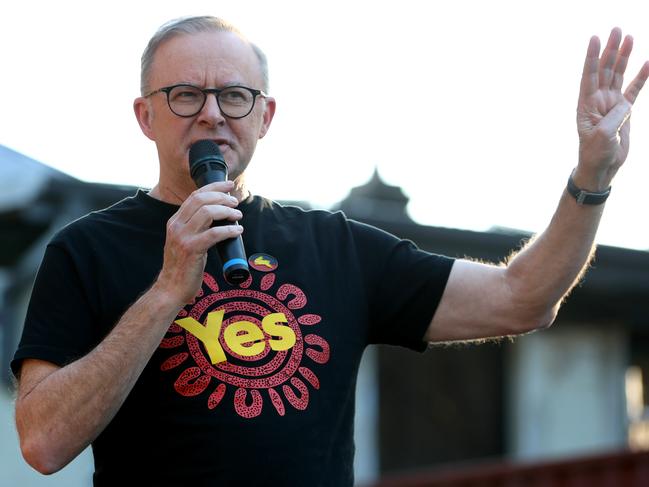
[144,83,268,119]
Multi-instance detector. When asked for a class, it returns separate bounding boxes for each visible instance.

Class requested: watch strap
[566,173,611,205]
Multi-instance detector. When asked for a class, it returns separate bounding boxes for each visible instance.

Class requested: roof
[335,168,413,222]
[0,145,136,267]
[0,144,77,212]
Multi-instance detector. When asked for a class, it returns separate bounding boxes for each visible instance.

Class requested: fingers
[611,35,633,91]
[176,203,242,235]
[174,181,239,226]
[192,223,244,253]
[166,180,244,251]
[170,222,243,259]
[598,27,623,90]
[581,27,648,102]
[624,60,649,104]
[579,35,600,99]
[157,182,245,303]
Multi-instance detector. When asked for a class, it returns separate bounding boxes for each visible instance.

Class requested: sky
[3,0,649,250]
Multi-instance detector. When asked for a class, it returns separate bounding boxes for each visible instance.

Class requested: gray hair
[140,15,269,95]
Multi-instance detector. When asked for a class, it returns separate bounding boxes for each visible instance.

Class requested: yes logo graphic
[159,271,330,418]
[175,310,296,364]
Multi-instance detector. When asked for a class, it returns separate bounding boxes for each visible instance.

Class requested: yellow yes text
[174,310,296,364]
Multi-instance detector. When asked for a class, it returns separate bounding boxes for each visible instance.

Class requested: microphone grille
[189,140,225,170]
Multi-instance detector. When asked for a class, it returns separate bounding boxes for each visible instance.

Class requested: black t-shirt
[12,190,454,487]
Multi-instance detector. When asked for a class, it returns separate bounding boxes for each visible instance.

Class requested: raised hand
[576,27,649,190]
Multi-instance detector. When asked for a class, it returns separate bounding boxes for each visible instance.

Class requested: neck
[149,175,249,205]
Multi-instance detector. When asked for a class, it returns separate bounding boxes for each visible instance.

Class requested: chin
[230,162,251,182]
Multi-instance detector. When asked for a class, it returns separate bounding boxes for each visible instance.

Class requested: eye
[220,88,252,105]
[169,86,202,103]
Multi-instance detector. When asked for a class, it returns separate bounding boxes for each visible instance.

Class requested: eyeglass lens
[167,85,256,118]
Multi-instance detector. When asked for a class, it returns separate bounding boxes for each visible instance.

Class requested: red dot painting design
[159,271,330,419]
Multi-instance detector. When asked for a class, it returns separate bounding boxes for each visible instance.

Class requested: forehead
[149,31,262,87]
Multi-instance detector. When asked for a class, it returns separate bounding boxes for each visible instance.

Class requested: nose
[197,92,225,127]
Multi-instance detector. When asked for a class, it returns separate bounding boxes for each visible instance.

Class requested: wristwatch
[566,173,611,205]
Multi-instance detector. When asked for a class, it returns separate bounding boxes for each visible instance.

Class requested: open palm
[577,28,649,188]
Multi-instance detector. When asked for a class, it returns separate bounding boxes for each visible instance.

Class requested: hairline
[140,16,269,96]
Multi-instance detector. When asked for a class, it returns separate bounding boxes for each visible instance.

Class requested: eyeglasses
[144,84,267,119]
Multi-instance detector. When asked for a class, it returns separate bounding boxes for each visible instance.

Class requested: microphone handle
[195,166,250,285]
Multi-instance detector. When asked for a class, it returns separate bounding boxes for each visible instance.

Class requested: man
[12,15,649,487]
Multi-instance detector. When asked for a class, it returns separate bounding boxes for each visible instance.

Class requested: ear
[258,97,276,139]
[133,97,156,141]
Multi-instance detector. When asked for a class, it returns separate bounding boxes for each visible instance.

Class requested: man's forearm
[504,188,604,324]
[16,283,184,474]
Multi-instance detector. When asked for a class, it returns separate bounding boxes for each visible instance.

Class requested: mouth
[216,142,230,155]
[189,138,231,155]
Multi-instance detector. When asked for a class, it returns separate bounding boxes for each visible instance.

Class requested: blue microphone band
[222,258,248,272]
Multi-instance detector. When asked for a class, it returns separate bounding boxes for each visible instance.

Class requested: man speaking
[11,15,649,486]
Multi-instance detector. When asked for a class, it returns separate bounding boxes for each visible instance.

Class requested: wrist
[147,279,188,314]
[567,169,611,205]
[571,166,615,192]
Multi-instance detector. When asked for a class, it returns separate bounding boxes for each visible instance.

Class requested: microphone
[188,139,250,285]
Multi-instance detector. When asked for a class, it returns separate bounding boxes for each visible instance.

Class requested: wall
[508,322,628,459]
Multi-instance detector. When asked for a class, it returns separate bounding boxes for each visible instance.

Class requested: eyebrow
[172,81,252,89]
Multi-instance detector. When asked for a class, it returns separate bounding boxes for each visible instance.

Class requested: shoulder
[50,190,162,248]
[249,195,351,230]
[248,194,425,252]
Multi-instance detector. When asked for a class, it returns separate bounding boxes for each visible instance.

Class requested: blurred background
[2,0,649,485]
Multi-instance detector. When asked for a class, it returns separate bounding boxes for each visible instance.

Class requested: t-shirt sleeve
[11,243,100,378]
[349,220,455,352]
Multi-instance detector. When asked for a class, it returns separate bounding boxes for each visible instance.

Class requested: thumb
[599,99,632,135]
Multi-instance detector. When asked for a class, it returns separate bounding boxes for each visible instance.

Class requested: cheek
[230,123,253,150]
[240,117,265,142]
[155,121,193,164]
[155,118,192,143]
